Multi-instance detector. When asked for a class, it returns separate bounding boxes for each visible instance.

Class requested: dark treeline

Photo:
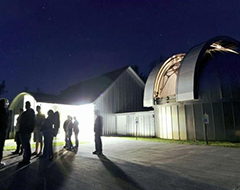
[0,80,7,97]
[132,56,165,82]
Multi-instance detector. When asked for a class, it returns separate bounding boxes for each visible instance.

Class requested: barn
[9,66,149,140]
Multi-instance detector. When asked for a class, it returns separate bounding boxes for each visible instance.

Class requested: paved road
[0,137,240,190]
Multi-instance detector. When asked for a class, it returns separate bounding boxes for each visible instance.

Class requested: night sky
[1,0,240,100]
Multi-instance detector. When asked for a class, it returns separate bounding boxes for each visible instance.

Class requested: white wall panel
[94,68,145,136]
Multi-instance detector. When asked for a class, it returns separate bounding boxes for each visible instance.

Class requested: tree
[132,65,147,82]
[0,80,7,97]
[36,87,41,93]
[24,86,29,92]
[148,56,165,74]
[132,56,165,83]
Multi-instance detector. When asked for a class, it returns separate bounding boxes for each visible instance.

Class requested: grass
[4,146,20,151]
[4,139,89,151]
[121,137,240,148]
[5,136,240,150]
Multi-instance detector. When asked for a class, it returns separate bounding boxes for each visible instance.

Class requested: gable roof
[59,66,129,105]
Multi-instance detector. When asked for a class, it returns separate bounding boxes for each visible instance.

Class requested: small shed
[115,111,155,137]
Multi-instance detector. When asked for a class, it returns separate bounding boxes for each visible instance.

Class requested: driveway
[0,137,239,190]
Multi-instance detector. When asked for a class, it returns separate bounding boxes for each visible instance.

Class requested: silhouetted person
[73,116,79,149]
[18,101,35,166]
[0,98,9,168]
[53,111,60,137]
[32,106,45,157]
[41,110,55,160]
[63,115,71,148]
[52,111,60,154]
[12,108,24,155]
[66,116,73,150]
[93,110,103,155]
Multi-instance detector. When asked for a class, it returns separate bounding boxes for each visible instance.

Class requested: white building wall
[154,104,187,140]
[94,68,145,136]
[115,111,155,137]
[10,94,94,142]
[35,102,95,141]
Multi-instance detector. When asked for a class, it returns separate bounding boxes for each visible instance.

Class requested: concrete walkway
[0,137,240,190]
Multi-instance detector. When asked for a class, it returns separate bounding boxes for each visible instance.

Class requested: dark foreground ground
[0,137,240,190]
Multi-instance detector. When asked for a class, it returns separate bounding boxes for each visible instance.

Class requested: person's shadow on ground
[0,149,76,190]
[98,154,145,190]
[34,149,76,190]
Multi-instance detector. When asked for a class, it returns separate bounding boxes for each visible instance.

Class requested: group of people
[62,110,103,155]
[0,98,103,169]
[61,111,103,155]
[63,115,79,151]
[62,110,103,156]
[17,102,59,166]
[0,100,60,168]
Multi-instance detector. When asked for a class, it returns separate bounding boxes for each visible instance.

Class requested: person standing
[92,110,103,155]
[32,106,45,157]
[66,116,73,150]
[53,111,60,137]
[41,110,55,160]
[0,98,9,168]
[73,116,79,149]
[63,115,71,148]
[18,101,35,166]
[12,108,24,155]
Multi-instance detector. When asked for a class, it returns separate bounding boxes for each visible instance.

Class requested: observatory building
[144,36,240,141]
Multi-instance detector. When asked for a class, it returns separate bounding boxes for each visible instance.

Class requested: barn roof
[58,66,129,105]
[22,66,142,106]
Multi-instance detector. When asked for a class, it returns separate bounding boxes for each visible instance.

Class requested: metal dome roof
[144,36,240,107]
[144,53,185,107]
[176,36,240,102]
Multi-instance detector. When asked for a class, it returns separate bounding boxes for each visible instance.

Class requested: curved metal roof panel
[144,54,185,107]
[143,63,163,107]
[176,36,240,102]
